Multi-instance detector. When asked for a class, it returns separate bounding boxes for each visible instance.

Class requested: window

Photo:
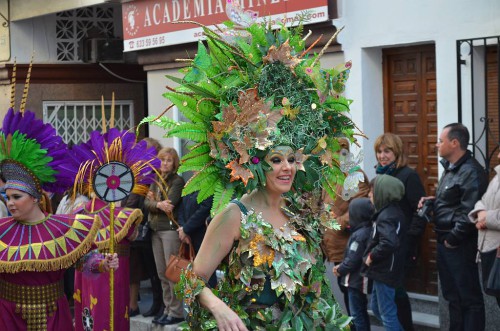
[43,100,134,145]
[56,7,115,62]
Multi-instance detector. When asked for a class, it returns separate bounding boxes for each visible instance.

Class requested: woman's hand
[146,190,155,200]
[177,227,191,243]
[211,301,248,331]
[476,210,488,230]
[365,253,372,266]
[333,265,340,277]
[156,200,173,214]
[102,253,119,272]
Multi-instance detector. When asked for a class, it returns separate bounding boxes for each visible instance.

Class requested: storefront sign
[122,0,329,52]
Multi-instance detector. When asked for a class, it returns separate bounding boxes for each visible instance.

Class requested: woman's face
[376,144,396,166]
[6,189,37,220]
[264,146,297,194]
[159,153,175,175]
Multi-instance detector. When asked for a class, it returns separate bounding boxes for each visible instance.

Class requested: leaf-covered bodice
[232,207,316,304]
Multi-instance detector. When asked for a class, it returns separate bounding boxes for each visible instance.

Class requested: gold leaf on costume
[249,233,275,267]
[225,159,254,185]
[208,133,230,159]
[311,136,328,154]
[282,105,299,119]
[233,140,250,164]
[237,88,268,125]
[295,148,309,172]
[253,131,273,150]
[211,104,238,137]
[262,40,301,73]
[320,149,333,166]
[266,110,283,129]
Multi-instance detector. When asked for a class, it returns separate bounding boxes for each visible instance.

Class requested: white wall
[335,0,500,174]
[146,68,181,152]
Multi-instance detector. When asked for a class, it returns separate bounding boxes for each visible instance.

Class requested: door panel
[383,45,438,295]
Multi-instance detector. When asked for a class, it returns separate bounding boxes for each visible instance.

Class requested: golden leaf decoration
[262,40,302,73]
[225,159,254,186]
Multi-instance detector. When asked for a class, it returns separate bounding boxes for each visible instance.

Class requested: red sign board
[122,0,329,51]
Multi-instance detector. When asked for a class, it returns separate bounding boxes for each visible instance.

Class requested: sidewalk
[130,281,182,331]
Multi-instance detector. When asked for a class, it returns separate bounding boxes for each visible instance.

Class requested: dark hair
[444,123,469,150]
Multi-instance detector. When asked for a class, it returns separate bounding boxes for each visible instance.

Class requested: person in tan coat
[321,138,371,319]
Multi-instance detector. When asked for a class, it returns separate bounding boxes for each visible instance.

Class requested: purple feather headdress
[71,128,160,198]
[0,108,74,195]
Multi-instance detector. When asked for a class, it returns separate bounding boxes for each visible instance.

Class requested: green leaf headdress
[141,19,364,216]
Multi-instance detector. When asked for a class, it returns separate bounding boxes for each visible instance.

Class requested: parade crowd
[1,13,499,331]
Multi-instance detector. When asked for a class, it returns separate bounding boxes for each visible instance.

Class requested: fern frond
[163,92,210,124]
[165,122,208,142]
[183,171,219,197]
[182,143,211,162]
[210,182,236,217]
[178,150,212,173]
[138,115,179,132]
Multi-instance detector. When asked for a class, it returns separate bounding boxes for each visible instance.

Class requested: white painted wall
[334,0,500,176]
[146,68,181,152]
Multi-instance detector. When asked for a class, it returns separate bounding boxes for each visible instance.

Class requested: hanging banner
[122,0,329,52]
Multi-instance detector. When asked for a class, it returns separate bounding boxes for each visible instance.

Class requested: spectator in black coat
[177,192,216,287]
[374,132,426,331]
[334,197,374,331]
[362,174,406,331]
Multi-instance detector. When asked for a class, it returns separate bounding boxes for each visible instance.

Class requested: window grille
[43,100,134,145]
[56,7,114,62]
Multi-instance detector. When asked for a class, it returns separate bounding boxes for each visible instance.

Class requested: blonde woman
[144,147,185,325]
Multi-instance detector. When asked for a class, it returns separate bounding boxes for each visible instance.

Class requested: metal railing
[457,36,500,173]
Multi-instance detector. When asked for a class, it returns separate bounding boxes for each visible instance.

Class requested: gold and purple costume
[73,198,142,331]
[0,213,100,331]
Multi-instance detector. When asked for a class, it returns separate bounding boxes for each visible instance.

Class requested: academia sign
[122,0,329,51]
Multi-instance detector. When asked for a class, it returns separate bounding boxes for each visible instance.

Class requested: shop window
[43,100,134,145]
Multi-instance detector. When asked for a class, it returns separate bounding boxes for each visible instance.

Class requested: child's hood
[348,197,374,230]
[373,174,405,211]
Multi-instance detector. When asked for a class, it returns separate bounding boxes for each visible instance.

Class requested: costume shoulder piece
[74,198,143,250]
[0,214,101,273]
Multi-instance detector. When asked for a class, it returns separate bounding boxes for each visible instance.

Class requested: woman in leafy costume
[141,11,364,330]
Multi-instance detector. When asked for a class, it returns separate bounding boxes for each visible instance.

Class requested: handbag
[165,241,195,283]
[485,246,500,297]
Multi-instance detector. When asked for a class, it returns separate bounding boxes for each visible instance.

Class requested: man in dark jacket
[419,123,488,331]
[362,174,406,331]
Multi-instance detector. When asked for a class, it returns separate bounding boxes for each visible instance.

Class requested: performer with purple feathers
[0,105,110,331]
[69,128,160,331]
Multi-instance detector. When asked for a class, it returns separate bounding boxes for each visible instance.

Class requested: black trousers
[437,237,485,331]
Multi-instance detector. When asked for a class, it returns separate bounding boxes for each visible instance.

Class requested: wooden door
[486,46,500,174]
[383,45,438,295]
